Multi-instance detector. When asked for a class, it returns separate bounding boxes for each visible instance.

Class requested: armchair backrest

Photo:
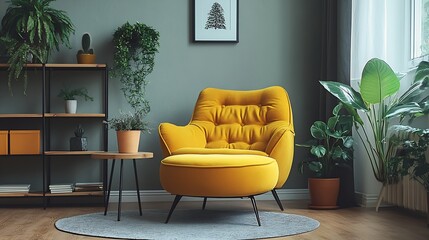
[191,86,294,152]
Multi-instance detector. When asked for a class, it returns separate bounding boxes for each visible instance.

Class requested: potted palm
[320,58,429,211]
[109,22,160,153]
[0,0,74,95]
[57,87,93,114]
[297,103,354,209]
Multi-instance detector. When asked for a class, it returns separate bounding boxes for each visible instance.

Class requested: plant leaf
[310,145,326,158]
[308,161,323,173]
[360,58,400,104]
[320,81,369,111]
[342,136,353,148]
[385,102,422,118]
[310,121,327,140]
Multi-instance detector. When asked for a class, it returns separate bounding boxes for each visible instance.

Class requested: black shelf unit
[0,64,108,205]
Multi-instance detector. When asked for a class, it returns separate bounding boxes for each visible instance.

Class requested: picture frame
[194,0,239,42]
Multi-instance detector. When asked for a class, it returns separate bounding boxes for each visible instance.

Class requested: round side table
[91,152,153,221]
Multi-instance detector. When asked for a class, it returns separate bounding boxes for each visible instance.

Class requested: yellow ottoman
[160,154,279,226]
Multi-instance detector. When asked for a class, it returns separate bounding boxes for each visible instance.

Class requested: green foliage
[320,58,429,185]
[57,87,93,101]
[0,0,75,94]
[390,126,429,191]
[112,21,160,116]
[77,33,94,55]
[105,111,150,132]
[296,103,354,178]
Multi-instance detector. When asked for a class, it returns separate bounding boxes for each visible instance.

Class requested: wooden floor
[0,200,428,240]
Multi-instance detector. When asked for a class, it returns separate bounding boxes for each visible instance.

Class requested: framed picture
[194,0,239,42]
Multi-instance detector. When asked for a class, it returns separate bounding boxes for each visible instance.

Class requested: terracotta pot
[77,54,96,64]
[308,178,340,209]
[116,130,141,153]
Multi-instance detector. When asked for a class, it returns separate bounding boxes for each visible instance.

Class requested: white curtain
[350,0,411,205]
[351,0,410,80]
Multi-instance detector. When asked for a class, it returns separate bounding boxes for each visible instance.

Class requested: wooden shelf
[0,63,106,68]
[0,192,43,197]
[44,113,105,118]
[45,191,103,197]
[45,151,104,156]
[0,114,42,118]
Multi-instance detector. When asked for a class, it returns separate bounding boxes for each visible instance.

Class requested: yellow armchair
[159,86,294,225]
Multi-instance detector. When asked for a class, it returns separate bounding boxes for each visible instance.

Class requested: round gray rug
[55,209,320,240]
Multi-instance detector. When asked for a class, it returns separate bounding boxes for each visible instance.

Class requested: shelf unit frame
[0,64,109,204]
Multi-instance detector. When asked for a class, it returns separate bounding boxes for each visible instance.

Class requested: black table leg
[104,160,116,216]
[118,159,124,221]
[133,159,142,216]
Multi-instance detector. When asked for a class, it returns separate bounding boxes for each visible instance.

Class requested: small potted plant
[57,87,93,114]
[296,103,354,209]
[77,33,96,64]
[105,111,150,153]
[70,124,88,151]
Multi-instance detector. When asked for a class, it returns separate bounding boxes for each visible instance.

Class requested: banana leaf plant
[296,103,354,178]
[320,58,429,188]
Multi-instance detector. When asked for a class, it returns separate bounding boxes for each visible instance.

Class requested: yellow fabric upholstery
[160,154,278,197]
[159,86,295,189]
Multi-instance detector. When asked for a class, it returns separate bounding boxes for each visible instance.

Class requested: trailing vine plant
[112,22,160,119]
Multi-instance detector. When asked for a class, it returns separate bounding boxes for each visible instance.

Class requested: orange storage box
[9,130,40,155]
[0,131,8,155]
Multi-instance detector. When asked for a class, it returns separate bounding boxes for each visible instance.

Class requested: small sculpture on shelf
[70,124,88,151]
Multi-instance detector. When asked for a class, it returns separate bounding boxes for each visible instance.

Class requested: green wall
[0,0,323,191]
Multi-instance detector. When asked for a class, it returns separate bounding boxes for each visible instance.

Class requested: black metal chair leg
[165,195,182,223]
[249,196,261,226]
[271,189,284,211]
[202,197,207,210]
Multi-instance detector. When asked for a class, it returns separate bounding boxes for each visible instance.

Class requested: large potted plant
[109,22,160,153]
[297,103,354,209]
[320,58,429,211]
[0,0,74,95]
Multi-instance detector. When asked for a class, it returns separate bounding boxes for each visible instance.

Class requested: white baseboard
[107,189,309,203]
[354,192,380,207]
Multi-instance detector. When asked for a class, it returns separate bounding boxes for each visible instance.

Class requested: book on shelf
[49,183,74,194]
[74,182,103,192]
[0,184,30,193]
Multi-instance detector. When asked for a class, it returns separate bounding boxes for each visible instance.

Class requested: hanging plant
[113,22,159,115]
[112,22,160,117]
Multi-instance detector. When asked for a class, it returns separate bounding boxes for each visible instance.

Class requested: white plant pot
[65,100,77,114]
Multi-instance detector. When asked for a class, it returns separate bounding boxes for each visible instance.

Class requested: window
[411,0,429,59]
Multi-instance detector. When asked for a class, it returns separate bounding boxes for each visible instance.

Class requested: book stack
[74,182,103,192]
[49,183,74,194]
[0,184,30,193]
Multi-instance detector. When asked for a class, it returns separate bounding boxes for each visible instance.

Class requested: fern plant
[0,0,74,94]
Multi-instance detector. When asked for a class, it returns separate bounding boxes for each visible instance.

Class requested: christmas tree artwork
[205,2,226,30]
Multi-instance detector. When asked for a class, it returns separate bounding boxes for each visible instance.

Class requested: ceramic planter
[65,100,77,114]
[308,178,340,209]
[77,54,96,64]
[116,130,141,153]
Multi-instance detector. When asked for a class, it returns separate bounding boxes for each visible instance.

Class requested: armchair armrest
[158,123,206,157]
[265,122,295,188]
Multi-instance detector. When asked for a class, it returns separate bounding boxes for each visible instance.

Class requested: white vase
[65,100,77,114]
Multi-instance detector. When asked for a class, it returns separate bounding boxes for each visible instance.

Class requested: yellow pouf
[160,154,279,197]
